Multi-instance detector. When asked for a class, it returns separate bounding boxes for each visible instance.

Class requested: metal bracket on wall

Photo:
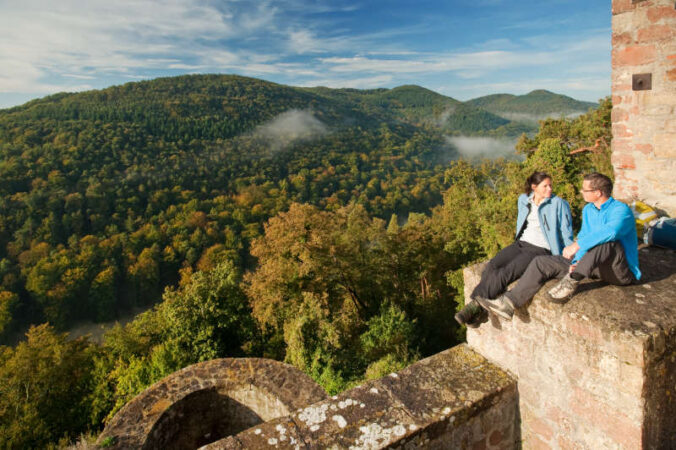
[632,73,652,91]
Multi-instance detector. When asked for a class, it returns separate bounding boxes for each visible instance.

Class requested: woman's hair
[524,171,551,194]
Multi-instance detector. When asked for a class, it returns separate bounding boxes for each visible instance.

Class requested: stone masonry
[97,358,327,449]
[204,345,518,449]
[611,0,676,215]
[466,246,676,449]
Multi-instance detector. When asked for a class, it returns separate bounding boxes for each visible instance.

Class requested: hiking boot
[454,300,487,328]
[547,273,579,302]
[476,295,514,320]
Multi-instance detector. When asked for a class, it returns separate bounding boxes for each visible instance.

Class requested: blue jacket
[516,193,574,256]
[572,197,641,280]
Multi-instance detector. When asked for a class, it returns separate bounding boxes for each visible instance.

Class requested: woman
[455,171,574,327]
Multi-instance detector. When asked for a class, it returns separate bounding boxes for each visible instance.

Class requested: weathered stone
[96,358,327,449]
[466,246,676,449]
[209,345,517,450]
[612,0,676,217]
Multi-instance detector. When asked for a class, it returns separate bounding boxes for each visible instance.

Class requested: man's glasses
[579,189,598,193]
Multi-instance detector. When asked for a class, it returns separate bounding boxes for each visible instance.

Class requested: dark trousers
[471,240,551,300]
[506,241,635,308]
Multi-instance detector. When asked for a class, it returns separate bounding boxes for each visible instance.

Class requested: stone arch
[97,358,327,449]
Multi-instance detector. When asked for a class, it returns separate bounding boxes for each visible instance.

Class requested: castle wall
[466,247,676,449]
[611,0,676,215]
[205,345,518,449]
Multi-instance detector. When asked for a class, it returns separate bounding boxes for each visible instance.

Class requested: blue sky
[0,0,611,109]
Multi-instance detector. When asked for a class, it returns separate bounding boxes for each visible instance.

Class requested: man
[477,173,641,319]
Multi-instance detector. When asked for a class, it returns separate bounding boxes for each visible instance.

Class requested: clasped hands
[563,242,580,273]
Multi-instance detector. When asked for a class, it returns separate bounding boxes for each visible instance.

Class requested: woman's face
[532,178,553,199]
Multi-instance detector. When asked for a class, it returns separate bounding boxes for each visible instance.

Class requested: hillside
[0,74,458,336]
[467,90,598,122]
[0,73,611,448]
[0,75,603,338]
[306,84,521,135]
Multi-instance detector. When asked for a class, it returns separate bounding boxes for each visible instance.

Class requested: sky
[0,0,611,109]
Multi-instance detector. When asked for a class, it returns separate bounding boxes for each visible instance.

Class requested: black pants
[506,241,635,308]
[471,240,551,300]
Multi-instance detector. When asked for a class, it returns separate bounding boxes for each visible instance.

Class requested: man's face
[581,180,600,203]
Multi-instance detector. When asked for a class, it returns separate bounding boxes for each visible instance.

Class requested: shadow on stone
[143,388,263,450]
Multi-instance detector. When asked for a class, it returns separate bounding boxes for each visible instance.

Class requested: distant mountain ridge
[466,90,598,122]
[1,75,597,137]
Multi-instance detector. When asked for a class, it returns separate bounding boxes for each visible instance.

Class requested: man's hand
[569,263,577,273]
[563,242,580,260]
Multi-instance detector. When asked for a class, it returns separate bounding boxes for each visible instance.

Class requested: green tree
[0,325,96,448]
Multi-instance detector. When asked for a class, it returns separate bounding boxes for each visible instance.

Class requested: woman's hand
[563,242,580,260]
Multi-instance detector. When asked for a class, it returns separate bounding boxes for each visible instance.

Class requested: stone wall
[611,0,676,215]
[465,246,676,449]
[204,345,518,449]
[96,358,327,449]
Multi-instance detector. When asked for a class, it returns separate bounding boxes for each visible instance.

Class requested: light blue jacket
[572,197,641,280]
[516,193,574,256]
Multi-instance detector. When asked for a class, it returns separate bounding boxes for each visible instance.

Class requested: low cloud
[253,109,329,151]
[434,105,458,127]
[444,136,519,159]
[497,111,587,124]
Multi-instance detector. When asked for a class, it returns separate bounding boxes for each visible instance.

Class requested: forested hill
[0,74,468,337]
[0,72,611,448]
[467,90,598,121]
[0,74,598,338]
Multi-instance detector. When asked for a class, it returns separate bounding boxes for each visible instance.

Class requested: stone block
[668,68,676,81]
[612,152,637,169]
[654,133,676,157]
[612,107,630,122]
[466,247,676,450]
[613,123,634,138]
[637,24,674,42]
[613,44,657,66]
[639,92,676,106]
[643,103,674,115]
[613,31,634,46]
[221,345,518,449]
[635,143,654,154]
[646,5,676,23]
[612,0,634,16]
[570,387,642,449]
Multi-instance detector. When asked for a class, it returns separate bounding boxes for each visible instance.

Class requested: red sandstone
[613,45,657,67]
[612,153,637,169]
[647,6,676,23]
[612,0,633,15]
[635,143,653,154]
[612,32,633,46]
[637,24,673,42]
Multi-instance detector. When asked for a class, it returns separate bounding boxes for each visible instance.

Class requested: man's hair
[584,172,613,197]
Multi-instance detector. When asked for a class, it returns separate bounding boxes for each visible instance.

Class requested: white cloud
[288,29,323,54]
[0,0,269,93]
[444,136,519,159]
[298,75,394,89]
[318,49,557,76]
[252,109,329,151]
[0,0,611,106]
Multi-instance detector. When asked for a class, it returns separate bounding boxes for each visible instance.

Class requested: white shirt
[520,198,551,250]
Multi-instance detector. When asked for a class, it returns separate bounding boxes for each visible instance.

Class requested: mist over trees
[0,74,611,447]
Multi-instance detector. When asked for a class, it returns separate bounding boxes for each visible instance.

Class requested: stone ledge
[465,246,676,449]
[204,344,518,449]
